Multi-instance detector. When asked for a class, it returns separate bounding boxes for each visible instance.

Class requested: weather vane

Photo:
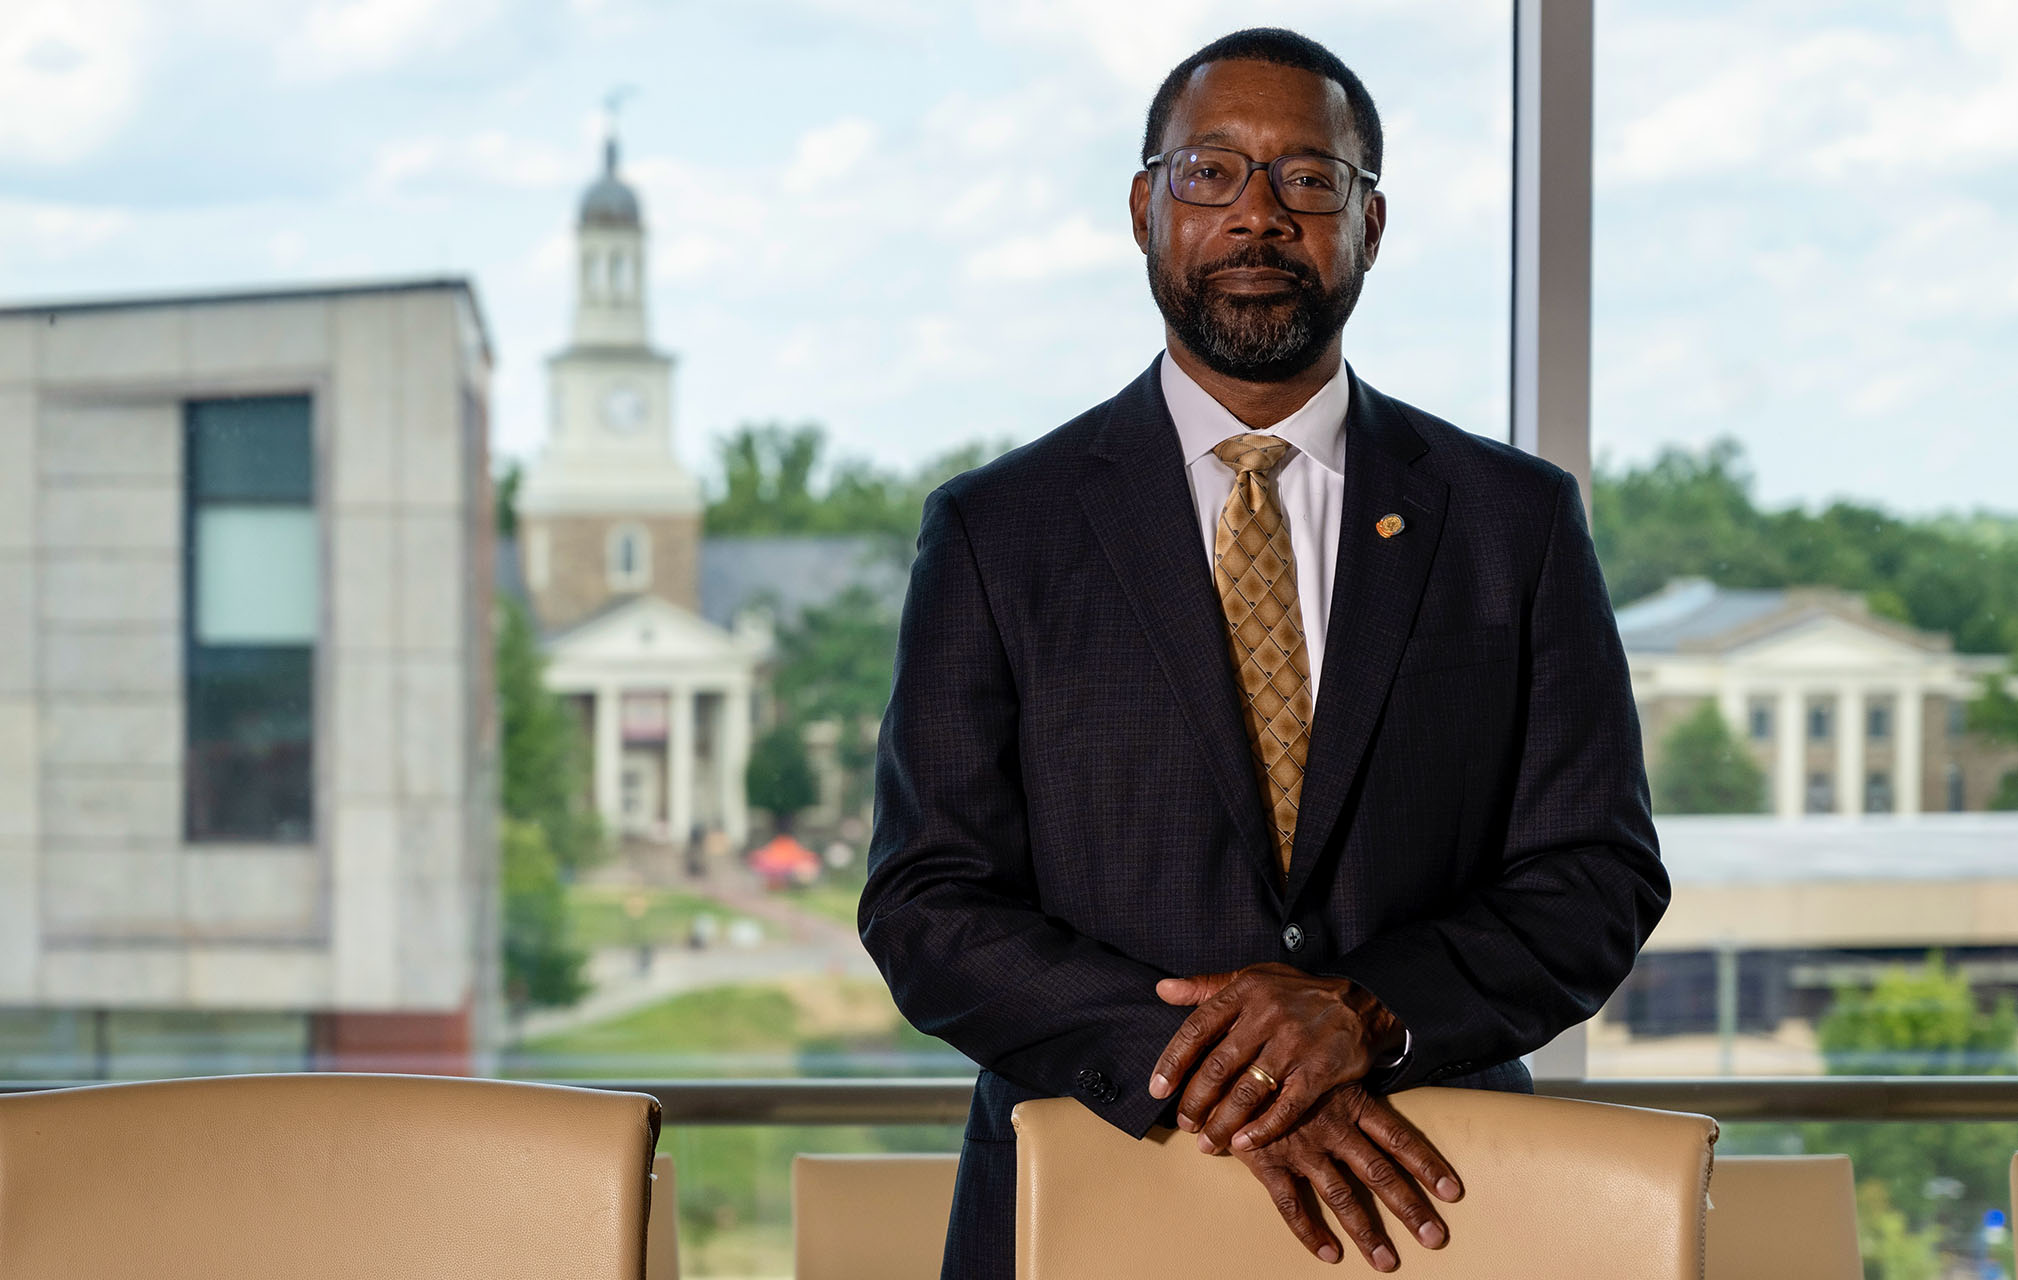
[603,86,638,144]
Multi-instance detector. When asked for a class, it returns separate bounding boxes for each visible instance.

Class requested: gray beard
[1147,240,1364,383]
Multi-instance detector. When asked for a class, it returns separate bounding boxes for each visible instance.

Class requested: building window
[1807,703,1832,741]
[1805,773,1834,814]
[582,249,603,300]
[607,523,650,591]
[185,396,316,843]
[609,249,633,299]
[1864,771,1893,814]
[1866,703,1891,740]
[1748,702,1772,742]
[1946,763,1966,812]
[1949,700,1968,738]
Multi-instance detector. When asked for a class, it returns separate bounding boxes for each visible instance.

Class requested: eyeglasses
[1145,145,1377,215]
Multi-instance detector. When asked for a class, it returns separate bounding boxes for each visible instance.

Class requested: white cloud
[0,0,147,162]
[281,0,503,79]
[965,213,1134,281]
[0,199,135,269]
[783,117,879,195]
[368,130,580,199]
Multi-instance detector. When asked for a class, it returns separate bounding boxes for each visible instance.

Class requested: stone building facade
[0,279,499,1076]
[1619,579,2018,816]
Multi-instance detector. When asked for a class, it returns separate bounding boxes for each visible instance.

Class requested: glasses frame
[1144,145,1379,215]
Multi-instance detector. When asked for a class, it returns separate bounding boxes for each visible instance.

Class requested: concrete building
[0,278,498,1076]
[516,137,757,851]
[1595,813,2018,1075]
[1618,578,2018,817]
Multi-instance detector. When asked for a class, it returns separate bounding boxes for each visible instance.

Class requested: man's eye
[1190,166,1223,179]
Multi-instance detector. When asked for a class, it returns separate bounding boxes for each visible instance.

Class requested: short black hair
[1141,27,1382,178]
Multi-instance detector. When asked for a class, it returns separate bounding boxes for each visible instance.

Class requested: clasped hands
[1147,963,1461,1271]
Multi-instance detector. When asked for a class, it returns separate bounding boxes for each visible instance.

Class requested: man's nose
[1223,167,1295,237]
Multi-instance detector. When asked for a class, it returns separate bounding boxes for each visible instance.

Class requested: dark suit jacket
[859,357,1668,1278]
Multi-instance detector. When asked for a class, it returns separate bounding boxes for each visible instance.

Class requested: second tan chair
[793,1152,960,1280]
[648,1152,681,1280]
[1014,1088,1717,1279]
[0,1073,660,1280]
[1705,1154,1861,1279]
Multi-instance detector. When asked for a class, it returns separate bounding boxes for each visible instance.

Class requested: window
[606,523,650,592]
[1748,703,1772,741]
[1804,773,1834,815]
[1949,701,1968,739]
[1866,703,1890,741]
[185,396,315,843]
[1946,763,1966,812]
[1807,704,1831,742]
[609,250,633,300]
[1864,771,1893,814]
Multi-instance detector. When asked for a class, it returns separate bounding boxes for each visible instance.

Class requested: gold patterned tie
[1211,433,1315,881]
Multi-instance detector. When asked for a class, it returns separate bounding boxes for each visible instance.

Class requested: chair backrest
[1705,1154,1860,1280]
[1013,1088,1717,1280]
[0,1073,660,1280]
[647,1153,680,1280]
[793,1152,960,1280]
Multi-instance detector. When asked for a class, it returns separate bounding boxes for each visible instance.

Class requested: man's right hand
[1225,1084,1462,1271]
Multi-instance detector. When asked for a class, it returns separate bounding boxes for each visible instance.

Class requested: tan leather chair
[1705,1154,1860,1279]
[793,1152,960,1280]
[1013,1089,1717,1279]
[0,1073,660,1280]
[647,1152,680,1280]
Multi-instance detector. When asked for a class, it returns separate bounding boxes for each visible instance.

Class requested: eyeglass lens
[1165,147,1353,214]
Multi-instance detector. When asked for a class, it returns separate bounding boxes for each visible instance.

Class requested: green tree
[501,819,588,1010]
[704,421,1008,553]
[498,597,605,874]
[771,584,899,809]
[1989,770,2018,812]
[495,595,603,1010]
[746,722,819,830]
[1800,956,2018,1272]
[1592,439,2018,654]
[1854,1182,1942,1280]
[1652,701,1767,814]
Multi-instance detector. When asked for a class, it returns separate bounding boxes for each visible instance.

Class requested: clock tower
[518,129,703,629]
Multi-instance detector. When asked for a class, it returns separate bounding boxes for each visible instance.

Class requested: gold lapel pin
[1376,513,1406,538]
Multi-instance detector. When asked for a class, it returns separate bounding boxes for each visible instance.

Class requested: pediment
[1725,612,1940,673]
[546,595,747,665]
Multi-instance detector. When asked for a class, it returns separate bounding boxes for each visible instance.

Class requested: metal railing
[9,1076,2018,1122]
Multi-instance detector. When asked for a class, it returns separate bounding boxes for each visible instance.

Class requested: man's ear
[1361,189,1387,269]
[1129,170,1152,253]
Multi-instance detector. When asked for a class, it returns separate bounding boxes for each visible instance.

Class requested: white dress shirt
[1161,352,1349,700]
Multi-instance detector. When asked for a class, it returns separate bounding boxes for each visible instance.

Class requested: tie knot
[1213,432,1292,476]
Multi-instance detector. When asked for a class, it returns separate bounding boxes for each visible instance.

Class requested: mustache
[1194,244,1319,286]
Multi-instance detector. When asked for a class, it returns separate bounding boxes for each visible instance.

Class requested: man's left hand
[1148,963,1406,1154]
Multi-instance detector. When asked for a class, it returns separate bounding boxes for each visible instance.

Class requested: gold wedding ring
[1244,1063,1280,1092]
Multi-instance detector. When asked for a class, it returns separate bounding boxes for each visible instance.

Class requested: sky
[1,0,2013,517]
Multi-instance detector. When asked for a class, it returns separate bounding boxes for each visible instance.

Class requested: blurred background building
[0,280,498,1075]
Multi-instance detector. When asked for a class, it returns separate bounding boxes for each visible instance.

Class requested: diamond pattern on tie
[1211,433,1313,881]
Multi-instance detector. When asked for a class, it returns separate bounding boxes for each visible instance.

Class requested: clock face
[601,384,648,434]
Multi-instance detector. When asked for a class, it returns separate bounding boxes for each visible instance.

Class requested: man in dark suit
[859,27,1668,1279]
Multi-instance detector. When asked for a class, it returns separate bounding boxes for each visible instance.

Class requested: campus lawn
[506,976,966,1279]
[565,883,763,950]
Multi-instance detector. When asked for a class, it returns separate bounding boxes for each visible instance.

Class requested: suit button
[1076,1068,1117,1103]
[1282,924,1305,952]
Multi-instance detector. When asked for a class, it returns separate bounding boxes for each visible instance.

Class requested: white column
[1836,686,1865,817]
[721,678,752,846]
[667,684,695,847]
[593,685,622,829]
[1717,686,1747,741]
[1775,687,1804,819]
[1895,684,1924,816]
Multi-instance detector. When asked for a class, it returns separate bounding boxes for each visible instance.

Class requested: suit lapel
[1078,359,1276,884]
[1285,372,1449,904]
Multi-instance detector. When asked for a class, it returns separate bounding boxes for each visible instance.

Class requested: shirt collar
[1159,350,1350,476]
